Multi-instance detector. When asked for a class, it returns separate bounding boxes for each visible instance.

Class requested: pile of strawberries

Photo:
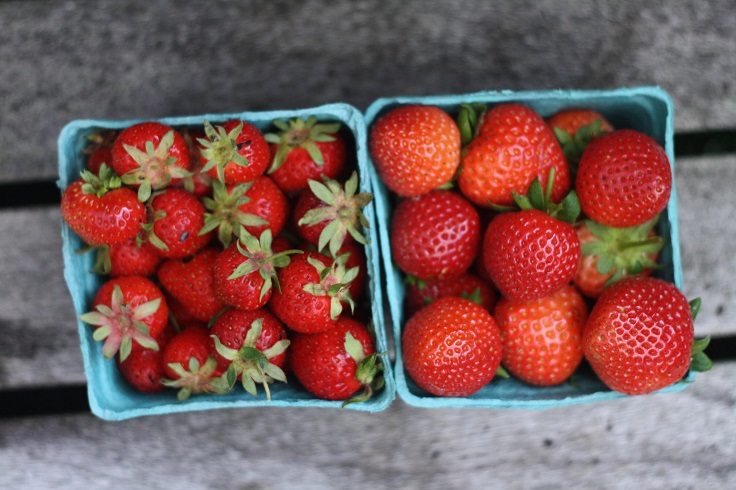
[62,116,384,405]
[369,102,711,397]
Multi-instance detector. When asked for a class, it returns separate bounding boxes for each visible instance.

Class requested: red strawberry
[96,238,162,278]
[576,129,672,228]
[61,165,146,247]
[157,248,227,323]
[289,316,383,404]
[83,130,118,175]
[404,272,497,318]
[582,276,705,395]
[402,296,502,397]
[493,284,587,386]
[81,275,169,361]
[209,309,290,399]
[178,127,214,197]
[369,105,461,197]
[546,108,613,172]
[335,241,367,300]
[111,121,192,202]
[458,103,570,207]
[266,117,347,194]
[391,190,480,281]
[116,323,176,393]
[197,120,271,184]
[145,188,212,258]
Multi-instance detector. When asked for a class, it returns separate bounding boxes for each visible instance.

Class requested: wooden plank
[1,361,734,489]
[1,0,735,182]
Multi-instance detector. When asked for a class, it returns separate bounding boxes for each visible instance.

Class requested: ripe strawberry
[144,188,212,258]
[458,103,570,207]
[546,108,613,174]
[576,129,672,228]
[404,272,497,318]
[335,241,367,300]
[157,248,227,323]
[209,308,290,399]
[391,190,480,281]
[81,275,169,361]
[111,121,192,202]
[493,284,587,386]
[91,238,162,278]
[197,120,271,184]
[289,316,383,404]
[116,323,176,393]
[369,105,461,197]
[178,127,214,197]
[582,276,708,395]
[266,117,347,194]
[402,296,502,397]
[83,130,118,175]
[61,165,146,247]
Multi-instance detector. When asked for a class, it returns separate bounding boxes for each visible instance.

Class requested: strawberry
[582,276,710,395]
[576,129,672,228]
[266,117,347,194]
[144,188,212,258]
[294,171,372,257]
[369,105,461,197]
[404,272,497,318]
[493,284,587,386]
[546,108,613,174]
[61,164,146,247]
[458,103,570,207]
[161,323,230,400]
[178,127,214,197]
[209,308,290,399]
[391,190,480,281]
[90,238,162,278]
[289,316,383,404]
[111,121,192,202]
[157,248,227,323]
[83,130,118,175]
[81,275,169,361]
[335,241,367,300]
[402,296,502,397]
[116,323,176,393]
[197,120,271,184]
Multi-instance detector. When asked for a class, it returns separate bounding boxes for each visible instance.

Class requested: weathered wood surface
[1,0,736,183]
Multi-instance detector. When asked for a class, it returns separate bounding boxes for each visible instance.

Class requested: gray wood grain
[1,0,736,182]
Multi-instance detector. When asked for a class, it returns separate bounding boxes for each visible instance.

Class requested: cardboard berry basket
[365,86,695,409]
[58,103,395,420]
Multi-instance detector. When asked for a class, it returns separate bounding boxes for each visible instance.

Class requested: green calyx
[161,356,232,401]
[508,167,581,224]
[198,180,269,248]
[139,201,169,252]
[581,217,664,287]
[341,331,385,407]
[552,118,609,179]
[198,120,251,183]
[211,319,290,401]
[302,254,359,320]
[688,299,713,373]
[265,116,341,172]
[298,171,373,257]
[457,102,488,147]
[80,163,122,197]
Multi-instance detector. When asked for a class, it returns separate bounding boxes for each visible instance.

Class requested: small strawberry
[111,121,192,202]
[178,127,214,197]
[144,188,212,258]
[391,190,480,281]
[582,276,711,395]
[335,241,367,300]
[404,272,497,318]
[116,323,176,393]
[546,108,613,175]
[83,130,118,175]
[493,284,587,386]
[197,119,271,184]
[369,105,461,197]
[576,129,672,228]
[289,316,383,404]
[266,117,347,194]
[402,296,502,397]
[89,237,162,277]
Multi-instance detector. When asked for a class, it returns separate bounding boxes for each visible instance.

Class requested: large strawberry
[493,284,587,386]
[197,120,271,184]
[458,103,570,207]
[289,316,383,404]
[402,296,503,397]
[144,188,212,258]
[404,272,497,318]
[61,164,146,247]
[391,190,480,282]
[576,129,672,228]
[369,105,461,197]
[582,276,710,395]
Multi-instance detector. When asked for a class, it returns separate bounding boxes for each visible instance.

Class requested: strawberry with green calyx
[266,117,347,194]
[546,109,613,177]
[197,119,271,185]
[404,272,497,318]
[84,237,163,278]
[111,122,192,202]
[295,171,373,257]
[83,130,118,175]
[143,188,213,258]
[573,217,663,298]
[81,276,169,362]
[116,323,176,393]
[456,102,488,146]
[210,314,290,400]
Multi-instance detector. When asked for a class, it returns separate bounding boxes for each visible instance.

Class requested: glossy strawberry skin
[483,209,580,303]
[162,323,224,380]
[269,135,346,194]
[458,103,570,207]
[402,296,502,397]
[576,129,672,228]
[116,323,175,393]
[149,188,212,258]
[61,180,146,247]
[583,276,694,395]
[200,120,271,185]
[391,190,480,282]
[289,316,375,401]
[404,272,497,318]
[545,109,614,136]
[213,242,273,311]
[369,105,461,197]
[235,175,290,238]
[109,238,162,278]
[92,276,170,340]
[493,285,587,386]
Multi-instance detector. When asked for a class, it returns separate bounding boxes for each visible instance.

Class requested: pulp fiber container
[58,103,395,420]
[365,87,693,409]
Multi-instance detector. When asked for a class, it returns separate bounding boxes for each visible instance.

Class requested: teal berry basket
[365,86,694,409]
[58,103,395,420]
